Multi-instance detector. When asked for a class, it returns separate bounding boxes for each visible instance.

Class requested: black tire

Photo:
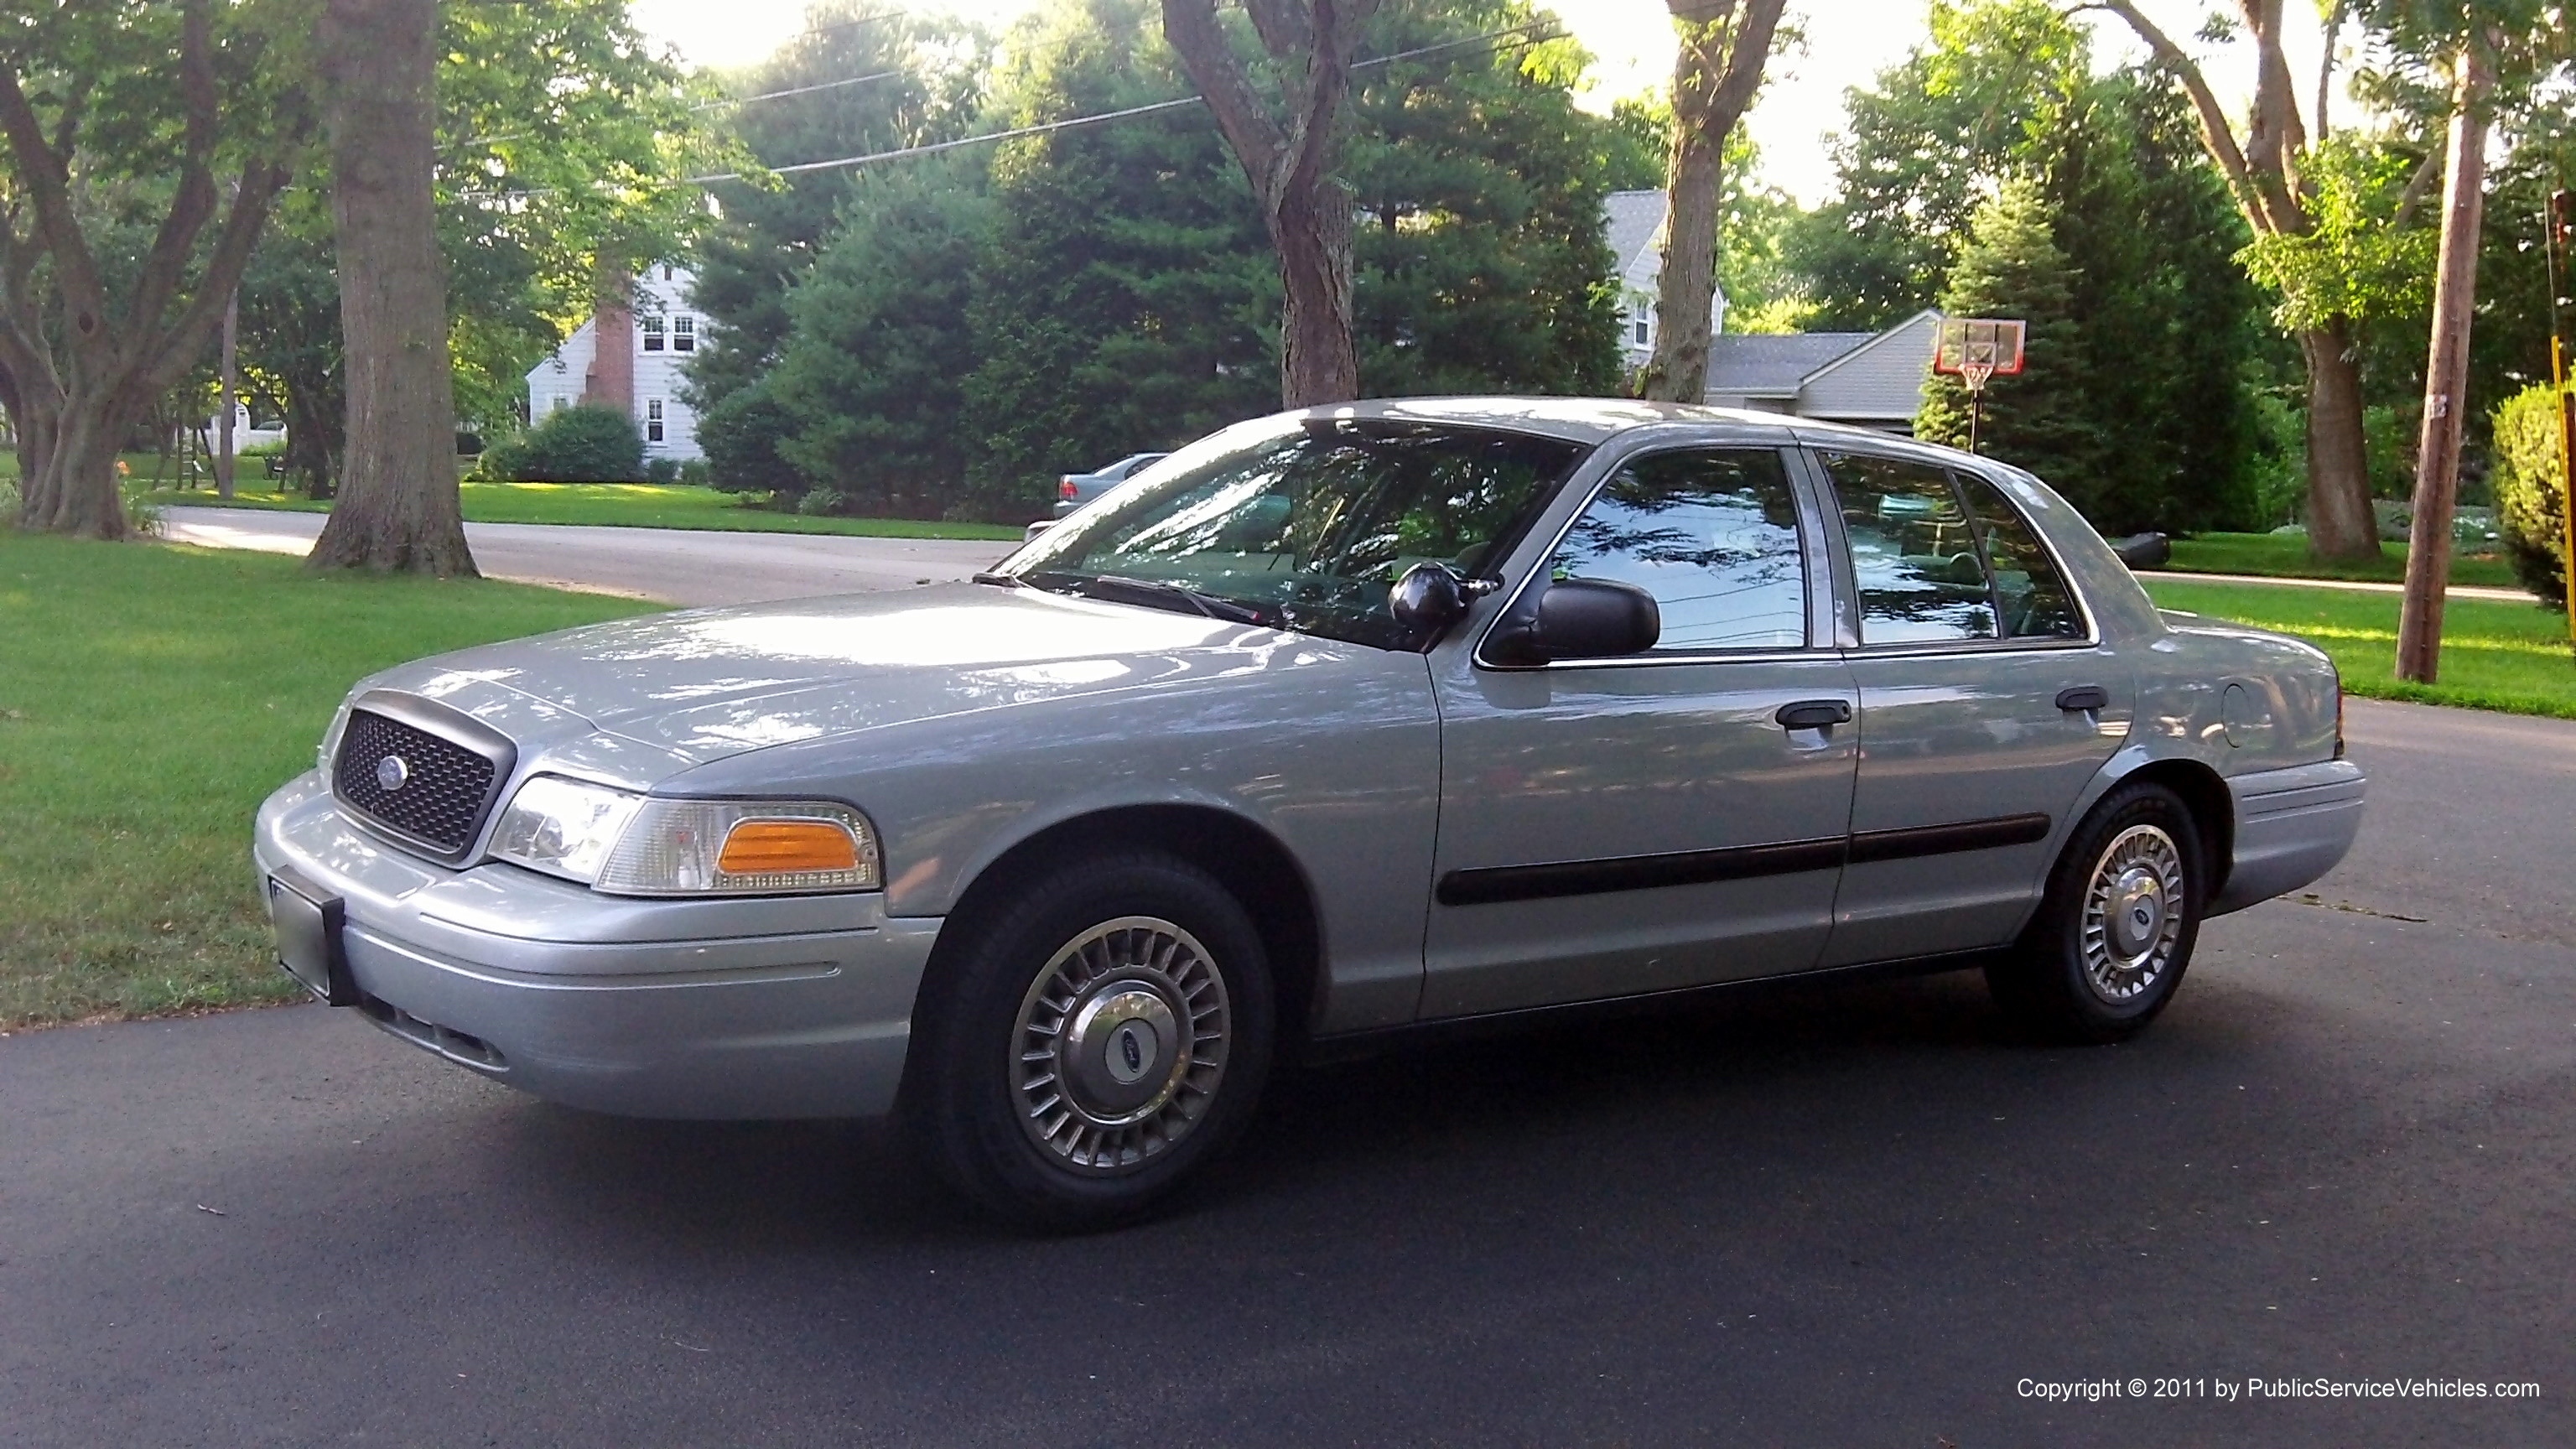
[901,851,1275,1230]
[1987,781,2205,1045]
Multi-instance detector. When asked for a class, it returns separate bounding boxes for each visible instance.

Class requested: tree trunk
[2395,39,2495,684]
[2299,322,2380,560]
[1642,104,1722,402]
[305,0,474,576]
[216,288,237,499]
[32,397,133,538]
[1639,0,1786,405]
[1272,178,1358,408]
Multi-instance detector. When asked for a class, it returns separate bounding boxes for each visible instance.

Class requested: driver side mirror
[1488,578,1661,665]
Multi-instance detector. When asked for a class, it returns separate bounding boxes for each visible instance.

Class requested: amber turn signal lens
[716,819,860,875]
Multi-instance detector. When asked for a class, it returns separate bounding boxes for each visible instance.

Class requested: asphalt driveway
[2,697,2569,1446]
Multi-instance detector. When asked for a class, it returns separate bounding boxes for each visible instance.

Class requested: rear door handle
[2056,685,2110,713]
[1775,699,1853,730]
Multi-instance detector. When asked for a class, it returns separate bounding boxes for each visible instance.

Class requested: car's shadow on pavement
[480,963,2122,1251]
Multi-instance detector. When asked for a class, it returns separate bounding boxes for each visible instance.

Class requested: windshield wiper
[1072,574,1273,626]
[970,571,1026,587]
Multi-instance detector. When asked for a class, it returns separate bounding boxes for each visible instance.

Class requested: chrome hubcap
[1012,916,1230,1175]
[2081,824,2186,1003]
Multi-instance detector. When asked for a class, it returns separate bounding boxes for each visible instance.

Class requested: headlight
[492,776,646,883]
[492,776,880,896]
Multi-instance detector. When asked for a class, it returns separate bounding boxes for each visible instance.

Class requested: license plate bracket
[267,868,357,1006]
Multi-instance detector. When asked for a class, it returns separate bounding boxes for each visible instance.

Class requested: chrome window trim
[1470,434,1828,673]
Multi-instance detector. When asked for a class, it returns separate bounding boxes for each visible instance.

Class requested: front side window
[1005,417,1586,651]
[641,314,666,351]
[1820,452,1999,645]
[673,314,696,352]
[1548,448,1807,653]
[1959,473,2084,638]
[646,398,664,443]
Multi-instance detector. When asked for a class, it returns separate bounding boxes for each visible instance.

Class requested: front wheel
[1987,782,2205,1044]
[902,853,1275,1230]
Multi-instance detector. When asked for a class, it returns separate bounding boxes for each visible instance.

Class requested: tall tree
[960,0,1275,518]
[1343,1,1622,396]
[1161,0,1381,407]
[2096,0,2381,558]
[1916,180,2103,489]
[305,0,469,574]
[0,0,305,538]
[687,5,983,494]
[1638,0,1788,402]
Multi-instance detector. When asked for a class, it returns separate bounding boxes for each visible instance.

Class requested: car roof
[1291,395,1927,452]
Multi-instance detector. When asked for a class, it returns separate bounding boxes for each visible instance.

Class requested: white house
[525,262,706,461]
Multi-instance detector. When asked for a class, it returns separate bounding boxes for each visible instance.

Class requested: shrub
[2492,382,2573,609]
[475,404,643,483]
[797,487,848,517]
[677,458,709,486]
[695,381,807,499]
[644,456,678,485]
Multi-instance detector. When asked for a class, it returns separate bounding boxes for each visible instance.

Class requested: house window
[662,264,673,281]
[672,314,695,353]
[549,395,569,413]
[646,398,664,443]
[1633,318,1650,346]
[641,314,665,351]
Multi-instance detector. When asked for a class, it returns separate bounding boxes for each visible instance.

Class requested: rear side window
[1959,473,2084,638]
[1549,448,1809,653]
[1819,452,1998,644]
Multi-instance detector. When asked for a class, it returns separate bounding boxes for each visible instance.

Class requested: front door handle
[1775,699,1853,730]
[2055,685,2110,713]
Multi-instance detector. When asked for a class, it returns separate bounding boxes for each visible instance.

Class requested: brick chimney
[582,265,634,420]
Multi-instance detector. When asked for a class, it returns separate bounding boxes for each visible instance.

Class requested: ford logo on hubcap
[376,755,410,792]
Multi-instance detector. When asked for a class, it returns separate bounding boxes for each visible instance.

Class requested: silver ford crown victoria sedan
[255,399,2365,1227]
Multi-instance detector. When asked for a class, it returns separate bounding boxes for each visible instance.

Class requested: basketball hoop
[1930,317,2027,454]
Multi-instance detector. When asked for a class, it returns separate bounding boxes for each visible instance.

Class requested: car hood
[363,584,1317,770]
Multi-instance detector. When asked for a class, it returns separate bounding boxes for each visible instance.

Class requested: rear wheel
[1987,781,2205,1044]
[903,852,1274,1229]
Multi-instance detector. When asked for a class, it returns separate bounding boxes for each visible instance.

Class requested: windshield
[999,416,1587,650]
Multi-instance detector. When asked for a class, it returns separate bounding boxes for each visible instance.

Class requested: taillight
[1058,477,1078,500]
[2334,681,2346,759]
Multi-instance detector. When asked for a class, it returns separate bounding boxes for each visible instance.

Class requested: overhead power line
[461,18,1564,201]
[675,19,1566,188]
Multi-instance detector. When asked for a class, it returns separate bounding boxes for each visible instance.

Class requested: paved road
[158,506,1015,606]
[4,698,2572,1446]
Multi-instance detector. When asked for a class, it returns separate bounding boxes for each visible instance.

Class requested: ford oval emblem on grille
[376,755,410,792]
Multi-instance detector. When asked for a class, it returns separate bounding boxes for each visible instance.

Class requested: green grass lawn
[0,531,662,1030]
[2161,531,2520,589]
[2142,577,2576,718]
[143,479,1026,542]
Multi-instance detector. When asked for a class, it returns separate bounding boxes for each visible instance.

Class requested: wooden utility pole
[2395,35,2497,684]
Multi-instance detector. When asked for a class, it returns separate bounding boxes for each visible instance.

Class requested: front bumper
[2210,758,2366,916]
[252,772,940,1119]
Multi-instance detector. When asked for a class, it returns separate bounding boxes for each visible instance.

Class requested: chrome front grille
[330,695,515,861]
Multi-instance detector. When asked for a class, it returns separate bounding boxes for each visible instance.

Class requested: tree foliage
[0,0,314,537]
[2490,382,2573,607]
